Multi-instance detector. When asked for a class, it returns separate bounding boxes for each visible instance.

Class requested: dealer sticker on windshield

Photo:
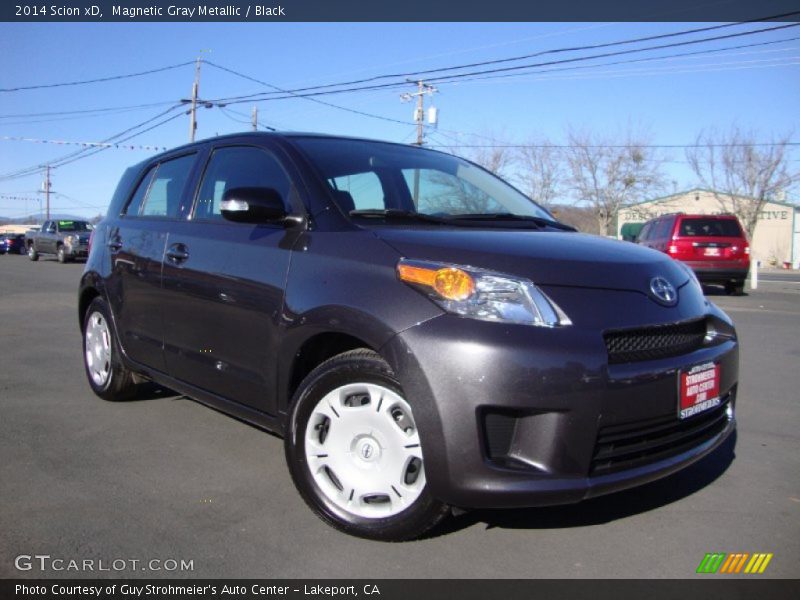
[679,362,721,419]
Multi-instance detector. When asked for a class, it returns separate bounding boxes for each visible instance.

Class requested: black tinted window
[653,218,673,239]
[678,218,743,237]
[194,146,292,221]
[140,154,195,218]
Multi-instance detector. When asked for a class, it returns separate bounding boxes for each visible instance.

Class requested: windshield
[57,220,92,232]
[293,138,554,221]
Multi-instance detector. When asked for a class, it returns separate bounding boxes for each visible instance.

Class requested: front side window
[193,146,293,221]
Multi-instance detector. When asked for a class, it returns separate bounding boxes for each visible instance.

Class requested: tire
[57,245,67,263]
[82,297,137,401]
[725,281,745,296]
[28,245,38,261]
[285,349,449,541]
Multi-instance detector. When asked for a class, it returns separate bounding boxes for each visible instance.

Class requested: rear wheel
[28,245,38,261]
[82,297,137,401]
[285,349,449,541]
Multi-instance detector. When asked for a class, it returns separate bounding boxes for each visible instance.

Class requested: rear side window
[678,218,743,237]
[653,218,673,240]
[638,222,652,241]
[141,154,196,218]
[193,146,292,221]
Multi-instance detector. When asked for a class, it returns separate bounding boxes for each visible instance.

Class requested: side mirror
[220,187,301,226]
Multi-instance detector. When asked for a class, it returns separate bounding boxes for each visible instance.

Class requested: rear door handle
[166,243,189,264]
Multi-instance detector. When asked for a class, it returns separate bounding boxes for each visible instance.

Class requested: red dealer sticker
[679,362,721,419]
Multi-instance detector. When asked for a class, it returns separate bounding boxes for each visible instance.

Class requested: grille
[590,395,731,475]
[604,319,706,364]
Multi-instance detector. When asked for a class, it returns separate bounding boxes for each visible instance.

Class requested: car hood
[374,228,689,292]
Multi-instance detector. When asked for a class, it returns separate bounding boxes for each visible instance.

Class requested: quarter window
[124,166,156,216]
[194,146,292,221]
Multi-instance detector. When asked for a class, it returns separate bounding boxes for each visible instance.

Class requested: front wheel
[28,245,38,261]
[57,245,68,263]
[285,349,449,541]
[82,297,137,401]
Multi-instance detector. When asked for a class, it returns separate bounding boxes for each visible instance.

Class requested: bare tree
[685,127,798,237]
[564,128,666,236]
[516,139,564,209]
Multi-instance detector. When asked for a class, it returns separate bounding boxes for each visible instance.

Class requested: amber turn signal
[398,263,475,301]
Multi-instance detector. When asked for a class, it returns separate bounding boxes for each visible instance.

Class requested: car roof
[133,131,448,169]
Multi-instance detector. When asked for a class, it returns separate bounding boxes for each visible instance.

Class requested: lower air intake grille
[591,394,731,475]
[604,319,706,364]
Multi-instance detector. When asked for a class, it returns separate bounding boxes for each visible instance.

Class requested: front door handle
[166,243,189,264]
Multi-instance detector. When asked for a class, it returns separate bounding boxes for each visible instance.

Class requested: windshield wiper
[349,209,448,224]
[445,213,576,231]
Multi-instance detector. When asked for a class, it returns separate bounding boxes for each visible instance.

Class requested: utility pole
[401,81,437,205]
[251,106,258,131]
[41,165,51,221]
[401,80,437,146]
[189,56,202,142]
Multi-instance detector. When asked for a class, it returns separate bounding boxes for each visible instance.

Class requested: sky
[1,21,798,220]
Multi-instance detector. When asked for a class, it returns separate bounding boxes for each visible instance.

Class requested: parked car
[636,213,750,295]
[1,234,27,255]
[27,219,92,263]
[79,133,739,540]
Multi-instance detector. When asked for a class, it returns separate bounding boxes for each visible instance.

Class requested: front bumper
[65,243,89,258]
[382,292,738,509]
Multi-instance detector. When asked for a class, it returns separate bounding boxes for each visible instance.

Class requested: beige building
[617,189,799,268]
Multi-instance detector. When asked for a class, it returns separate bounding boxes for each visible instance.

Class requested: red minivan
[636,213,750,295]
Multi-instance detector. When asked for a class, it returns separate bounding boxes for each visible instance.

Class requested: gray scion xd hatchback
[80,133,738,540]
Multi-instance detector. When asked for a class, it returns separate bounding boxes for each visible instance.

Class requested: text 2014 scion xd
[79,133,738,540]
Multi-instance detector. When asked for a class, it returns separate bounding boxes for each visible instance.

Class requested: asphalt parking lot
[1,254,798,579]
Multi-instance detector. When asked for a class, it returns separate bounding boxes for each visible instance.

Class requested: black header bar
[3,0,800,23]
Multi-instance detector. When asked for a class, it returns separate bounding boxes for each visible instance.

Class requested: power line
[0,100,178,120]
[0,61,195,93]
[206,17,800,103]
[0,104,184,182]
[204,61,416,127]
[202,23,800,109]
[427,142,800,149]
[433,34,800,86]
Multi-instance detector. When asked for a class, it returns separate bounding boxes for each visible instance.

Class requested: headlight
[64,234,78,246]
[397,259,571,327]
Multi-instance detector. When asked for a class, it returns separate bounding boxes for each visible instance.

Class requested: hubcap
[84,311,112,387]
[304,383,425,519]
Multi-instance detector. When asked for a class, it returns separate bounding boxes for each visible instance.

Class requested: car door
[105,153,197,372]
[160,143,304,414]
[40,221,55,254]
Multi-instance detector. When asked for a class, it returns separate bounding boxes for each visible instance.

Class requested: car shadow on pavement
[428,431,737,537]
[702,284,747,297]
[132,382,182,401]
